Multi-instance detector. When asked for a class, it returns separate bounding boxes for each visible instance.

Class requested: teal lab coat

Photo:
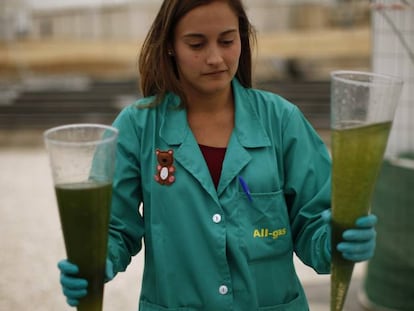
[108,79,332,311]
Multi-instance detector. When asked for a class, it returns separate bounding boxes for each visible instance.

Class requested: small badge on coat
[154,149,175,185]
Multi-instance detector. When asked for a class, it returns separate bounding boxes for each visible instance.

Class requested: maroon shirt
[199,144,227,189]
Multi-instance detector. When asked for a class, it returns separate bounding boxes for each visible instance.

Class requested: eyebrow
[182,28,238,39]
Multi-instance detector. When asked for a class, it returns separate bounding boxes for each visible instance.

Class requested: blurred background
[0,0,413,310]
[0,0,373,132]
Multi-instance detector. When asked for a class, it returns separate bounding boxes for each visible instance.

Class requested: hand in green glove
[57,259,114,307]
[322,209,378,262]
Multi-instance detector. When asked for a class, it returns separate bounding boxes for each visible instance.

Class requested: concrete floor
[0,130,370,311]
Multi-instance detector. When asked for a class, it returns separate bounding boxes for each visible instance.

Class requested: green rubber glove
[322,209,377,262]
[57,259,114,307]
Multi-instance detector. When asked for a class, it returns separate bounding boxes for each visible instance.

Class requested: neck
[186,86,233,115]
[185,86,235,147]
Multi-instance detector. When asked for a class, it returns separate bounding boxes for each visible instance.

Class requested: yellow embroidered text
[253,228,287,239]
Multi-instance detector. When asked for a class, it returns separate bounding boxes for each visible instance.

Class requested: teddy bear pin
[154,149,176,185]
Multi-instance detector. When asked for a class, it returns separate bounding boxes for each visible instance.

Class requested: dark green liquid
[55,181,112,311]
[331,121,391,311]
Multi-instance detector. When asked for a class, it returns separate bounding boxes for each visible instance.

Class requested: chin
[201,83,231,95]
[204,76,233,90]
[182,74,233,96]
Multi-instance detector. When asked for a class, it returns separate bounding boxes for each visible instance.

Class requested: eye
[220,39,234,46]
[188,42,204,50]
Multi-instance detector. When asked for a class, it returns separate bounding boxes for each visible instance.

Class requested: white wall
[27,1,319,41]
[29,2,162,40]
[372,4,414,156]
[0,0,30,41]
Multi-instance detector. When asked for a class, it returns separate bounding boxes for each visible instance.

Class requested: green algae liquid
[55,181,112,311]
[331,121,392,311]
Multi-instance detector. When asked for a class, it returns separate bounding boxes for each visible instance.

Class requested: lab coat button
[212,214,222,223]
[219,285,228,295]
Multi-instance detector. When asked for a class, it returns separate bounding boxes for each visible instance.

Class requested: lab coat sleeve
[282,106,332,274]
[108,106,145,274]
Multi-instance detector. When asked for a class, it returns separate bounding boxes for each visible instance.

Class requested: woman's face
[173,1,241,100]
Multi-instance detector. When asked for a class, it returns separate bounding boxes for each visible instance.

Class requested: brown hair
[138,0,256,107]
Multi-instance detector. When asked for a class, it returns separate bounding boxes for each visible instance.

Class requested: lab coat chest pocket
[239,190,293,262]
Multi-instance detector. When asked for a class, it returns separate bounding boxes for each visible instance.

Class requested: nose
[206,45,223,65]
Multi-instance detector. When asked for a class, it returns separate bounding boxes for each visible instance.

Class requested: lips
[203,70,227,75]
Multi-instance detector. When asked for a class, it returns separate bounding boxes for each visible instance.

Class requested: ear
[156,149,160,155]
[168,149,173,155]
[167,44,175,57]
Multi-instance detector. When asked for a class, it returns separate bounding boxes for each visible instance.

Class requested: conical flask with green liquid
[45,124,118,311]
[330,71,403,311]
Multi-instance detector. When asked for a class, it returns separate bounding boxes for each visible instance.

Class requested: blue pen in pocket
[238,176,253,202]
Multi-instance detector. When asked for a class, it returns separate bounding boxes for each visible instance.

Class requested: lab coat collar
[232,78,271,148]
[159,94,187,145]
[159,79,271,202]
[159,94,219,202]
[159,79,271,148]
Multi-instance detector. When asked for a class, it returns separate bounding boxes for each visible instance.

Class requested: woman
[58,1,377,310]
